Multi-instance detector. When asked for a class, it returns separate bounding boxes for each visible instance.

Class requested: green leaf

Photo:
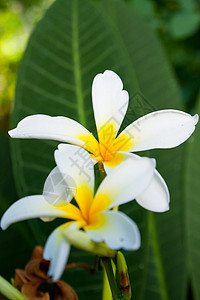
[184,93,200,299]
[10,0,187,298]
[0,133,35,280]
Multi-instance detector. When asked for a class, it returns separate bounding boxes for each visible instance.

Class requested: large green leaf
[184,93,200,300]
[10,0,188,298]
[0,133,35,280]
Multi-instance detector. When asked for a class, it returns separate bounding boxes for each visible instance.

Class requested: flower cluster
[1,70,198,282]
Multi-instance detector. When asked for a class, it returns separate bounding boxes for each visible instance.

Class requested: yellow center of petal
[97,123,117,161]
[78,134,99,157]
[56,202,86,223]
[78,123,134,168]
[75,185,94,221]
[90,193,111,215]
[58,185,111,231]
[86,212,106,230]
[96,123,134,166]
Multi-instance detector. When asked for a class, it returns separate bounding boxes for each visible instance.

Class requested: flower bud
[116,251,131,300]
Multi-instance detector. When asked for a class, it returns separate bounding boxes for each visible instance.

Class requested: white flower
[8,70,199,212]
[1,145,156,281]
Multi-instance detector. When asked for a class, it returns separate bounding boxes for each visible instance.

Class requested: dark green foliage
[0,133,35,279]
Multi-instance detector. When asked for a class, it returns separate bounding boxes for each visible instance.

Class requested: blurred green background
[0,0,53,131]
[0,0,200,300]
[1,0,200,132]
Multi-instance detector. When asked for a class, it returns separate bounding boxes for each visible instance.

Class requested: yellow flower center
[79,123,134,168]
[57,185,110,230]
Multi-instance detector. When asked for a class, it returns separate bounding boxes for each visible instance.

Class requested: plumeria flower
[1,145,156,281]
[8,70,199,212]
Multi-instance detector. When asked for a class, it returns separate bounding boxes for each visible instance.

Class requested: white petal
[103,164,113,174]
[136,170,169,212]
[54,144,94,197]
[91,157,155,213]
[9,114,95,147]
[104,152,170,212]
[43,226,70,282]
[43,167,73,206]
[92,70,129,136]
[55,145,94,219]
[119,110,199,152]
[0,195,65,230]
[86,211,141,250]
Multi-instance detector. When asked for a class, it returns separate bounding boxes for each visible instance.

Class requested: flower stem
[0,276,28,300]
[101,257,122,300]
